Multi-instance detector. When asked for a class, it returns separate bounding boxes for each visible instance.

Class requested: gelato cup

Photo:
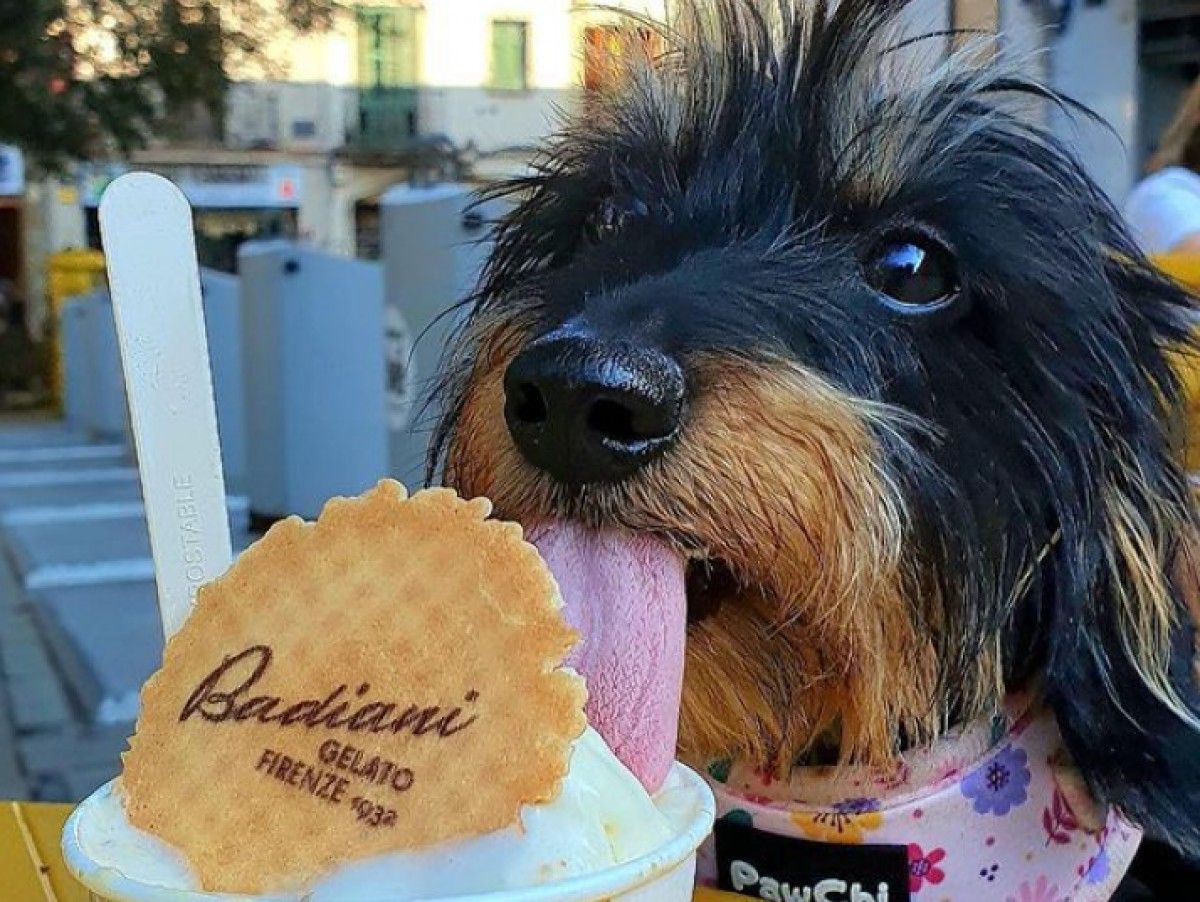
[63,758,715,902]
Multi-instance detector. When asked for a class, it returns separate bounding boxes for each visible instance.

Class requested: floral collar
[696,701,1141,901]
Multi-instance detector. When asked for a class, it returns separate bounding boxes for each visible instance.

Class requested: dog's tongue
[529,522,686,794]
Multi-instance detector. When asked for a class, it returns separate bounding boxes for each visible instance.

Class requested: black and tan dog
[431,0,1200,893]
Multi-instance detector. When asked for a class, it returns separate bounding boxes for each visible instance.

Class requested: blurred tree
[0,0,342,167]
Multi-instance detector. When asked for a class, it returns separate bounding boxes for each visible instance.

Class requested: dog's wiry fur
[432,0,1200,854]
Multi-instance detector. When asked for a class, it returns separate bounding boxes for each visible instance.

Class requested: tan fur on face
[1175,484,1200,683]
[1104,455,1200,728]
[446,339,941,769]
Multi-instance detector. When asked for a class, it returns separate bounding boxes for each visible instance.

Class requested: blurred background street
[1,0,1199,805]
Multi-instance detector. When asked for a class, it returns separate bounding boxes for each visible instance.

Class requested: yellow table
[1,801,735,901]
[2,802,88,901]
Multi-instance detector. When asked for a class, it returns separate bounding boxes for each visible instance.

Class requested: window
[950,0,997,53]
[357,7,419,88]
[583,25,662,93]
[951,0,997,32]
[491,20,529,91]
[291,119,317,139]
[354,7,420,148]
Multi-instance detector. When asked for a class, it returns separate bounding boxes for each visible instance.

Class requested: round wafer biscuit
[119,480,586,894]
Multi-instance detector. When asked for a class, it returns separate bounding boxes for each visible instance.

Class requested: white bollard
[238,241,389,523]
[200,268,247,493]
[380,182,506,485]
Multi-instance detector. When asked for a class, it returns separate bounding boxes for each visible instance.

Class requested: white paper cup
[62,762,715,902]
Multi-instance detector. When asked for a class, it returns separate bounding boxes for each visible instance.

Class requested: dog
[431,0,1200,896]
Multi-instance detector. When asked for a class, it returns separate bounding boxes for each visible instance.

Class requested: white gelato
[66,728,690,901]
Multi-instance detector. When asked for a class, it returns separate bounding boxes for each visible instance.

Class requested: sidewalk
[0,415,249,801]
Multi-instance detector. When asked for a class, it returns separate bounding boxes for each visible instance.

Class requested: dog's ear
[1045,255,1200,856]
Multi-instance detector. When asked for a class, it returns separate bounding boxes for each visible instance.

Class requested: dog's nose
[504,332,686,484]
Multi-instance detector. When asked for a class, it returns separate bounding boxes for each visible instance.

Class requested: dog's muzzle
[503,324,687,484]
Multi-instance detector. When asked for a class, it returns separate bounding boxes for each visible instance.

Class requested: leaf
[1050,788,1080,833]
[1060,806,1079,831]
[1043,807,1071,844]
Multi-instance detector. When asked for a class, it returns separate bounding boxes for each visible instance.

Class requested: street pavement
[0,415,250,801]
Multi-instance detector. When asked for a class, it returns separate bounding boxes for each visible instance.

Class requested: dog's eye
[864,233,960,311]
[585,198,648,242]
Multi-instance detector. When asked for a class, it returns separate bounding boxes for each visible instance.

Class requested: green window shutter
[491,21,528,90]
[357,7,418,88]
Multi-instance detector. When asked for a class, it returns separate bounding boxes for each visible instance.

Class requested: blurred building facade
[17,0,666,333]
[71,0,668,269]
[10,0,1200,335]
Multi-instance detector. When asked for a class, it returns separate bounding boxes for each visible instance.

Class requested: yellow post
[44,248,106,410]
[1156,253,1200,290]
[1154,253,1200,471]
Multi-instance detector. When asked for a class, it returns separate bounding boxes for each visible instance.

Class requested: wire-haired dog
[432,0,1200,893]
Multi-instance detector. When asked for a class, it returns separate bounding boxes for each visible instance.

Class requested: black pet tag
[714,817,912,902]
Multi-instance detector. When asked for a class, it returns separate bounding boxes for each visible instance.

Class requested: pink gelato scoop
[530,522,687,794]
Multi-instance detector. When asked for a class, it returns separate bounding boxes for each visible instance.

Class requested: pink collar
[696,701,1141,900]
